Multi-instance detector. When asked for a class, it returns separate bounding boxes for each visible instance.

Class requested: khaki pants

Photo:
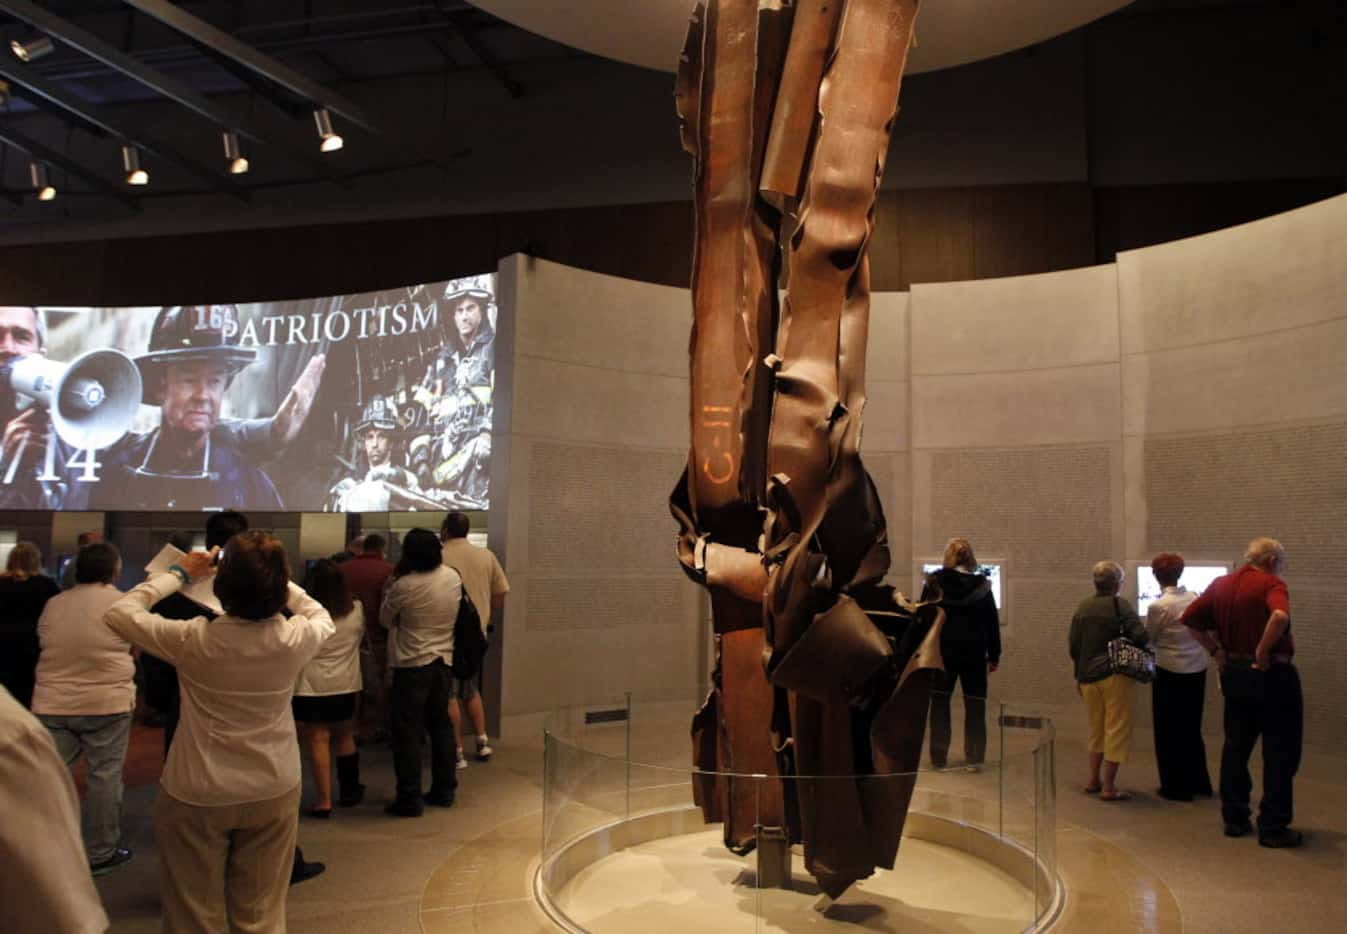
[154,784,300,933]
[1082,675,1135,764]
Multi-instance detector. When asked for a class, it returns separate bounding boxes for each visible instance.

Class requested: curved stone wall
[494,193,1347,748]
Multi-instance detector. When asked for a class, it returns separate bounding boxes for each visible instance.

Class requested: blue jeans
[39,712,133,863]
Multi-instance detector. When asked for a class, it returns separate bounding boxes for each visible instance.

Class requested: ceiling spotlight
[222,130,249,175]
[29,162,55,201]
[11,35,54,63]
[121,144,149,186]
[313,108,343,153]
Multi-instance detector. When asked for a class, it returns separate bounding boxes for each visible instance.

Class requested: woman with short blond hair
[1069,560,1148,800]
[924,537,1000,770]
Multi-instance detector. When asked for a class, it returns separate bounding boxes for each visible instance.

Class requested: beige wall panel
[860,380,910,454]
[525,441,685,575]
[1122,318,1347,437]
[51,512,105,556]
[1122,435,1148,560]
[911,363,1122,449]
[1118,193,1347,355]
[500,433,532,573]
[912,443,1120,579]
[501,576,701,715]
[878,452,913,590]
[866,291,910,382]
[515,257,689,378]
[993,576,1087,717]
[910,264,1120,375]
[298,513,346,560]
[499,259,700,721]
[511,357,689,450]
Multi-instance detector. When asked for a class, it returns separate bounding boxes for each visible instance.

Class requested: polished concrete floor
[94,715,1347,933]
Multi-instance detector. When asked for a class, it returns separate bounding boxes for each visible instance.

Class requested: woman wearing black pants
[924,538,1000,770]
[380,529,465,816]
[1145,553,1213,801]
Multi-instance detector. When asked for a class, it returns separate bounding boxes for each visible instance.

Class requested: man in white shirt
[32,542,135,875]
[381,529,462,816]
[0,685,109,934]
[440,512,510,766]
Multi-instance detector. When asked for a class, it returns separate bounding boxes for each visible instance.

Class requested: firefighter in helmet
[89,305,286,510]
[327,394,421,511]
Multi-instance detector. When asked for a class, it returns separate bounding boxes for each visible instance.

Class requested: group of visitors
[926,533,1302,850]
[1067,536,1302,848]
[0,508,511,932]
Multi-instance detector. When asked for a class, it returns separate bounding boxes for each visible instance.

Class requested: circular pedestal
[536,806,1060,933]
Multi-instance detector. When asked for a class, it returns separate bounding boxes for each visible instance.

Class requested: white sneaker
[455,749,468,770]
[475,737,493,762]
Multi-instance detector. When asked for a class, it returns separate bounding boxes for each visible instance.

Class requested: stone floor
[92,713,1347,933]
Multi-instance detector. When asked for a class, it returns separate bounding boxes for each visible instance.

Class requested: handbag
[1106,597,1156,683]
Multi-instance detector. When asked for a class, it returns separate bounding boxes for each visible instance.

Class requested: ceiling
[0,0,1331,245]
[468,0,1137,75]
[0,1,578,226]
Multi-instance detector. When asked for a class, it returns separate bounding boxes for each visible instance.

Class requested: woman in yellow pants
[1069,561,1149,800]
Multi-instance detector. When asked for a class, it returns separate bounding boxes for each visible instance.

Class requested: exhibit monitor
[1134,562,1229,617]
[0,274,497,513]
[918,560,1005,614]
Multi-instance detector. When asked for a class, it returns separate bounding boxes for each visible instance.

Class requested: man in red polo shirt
[342,534,395,742]
[1181,537,1302,848]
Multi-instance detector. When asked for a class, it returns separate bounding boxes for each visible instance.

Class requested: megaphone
[6,349,142,450]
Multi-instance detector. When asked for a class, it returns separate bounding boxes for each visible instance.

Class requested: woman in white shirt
[1144,552,1214,802]
[104,531,334,933]
[380,528,463,817]
[294,559,365,817]
[33,542,134,875]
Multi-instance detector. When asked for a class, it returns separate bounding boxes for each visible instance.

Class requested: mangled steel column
[673,0,943,899]
[670,0,791,855]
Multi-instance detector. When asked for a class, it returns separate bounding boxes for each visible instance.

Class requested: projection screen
[0,273,496,513]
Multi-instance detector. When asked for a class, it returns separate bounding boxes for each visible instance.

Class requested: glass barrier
[538,689,1058,933]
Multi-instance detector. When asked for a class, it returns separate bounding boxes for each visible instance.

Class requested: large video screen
[0,274,497,512]
[1136,564,1228,617]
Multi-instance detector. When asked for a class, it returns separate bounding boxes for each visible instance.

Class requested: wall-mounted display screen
[921,561,1003,610]
[0,274,496,512]
[1136,564,1228,617]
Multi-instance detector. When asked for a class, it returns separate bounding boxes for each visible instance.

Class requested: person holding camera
[104,530,334,930]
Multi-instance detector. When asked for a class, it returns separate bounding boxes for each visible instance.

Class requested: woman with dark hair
[923,537,1000,770]
[294,559,366,817]
[0,542,61,708]
[380,527,464,817]
[1144,552,1213,801]
[104,531,334,932]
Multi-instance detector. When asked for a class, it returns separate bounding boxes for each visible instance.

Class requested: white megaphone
[6,349,143,450]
